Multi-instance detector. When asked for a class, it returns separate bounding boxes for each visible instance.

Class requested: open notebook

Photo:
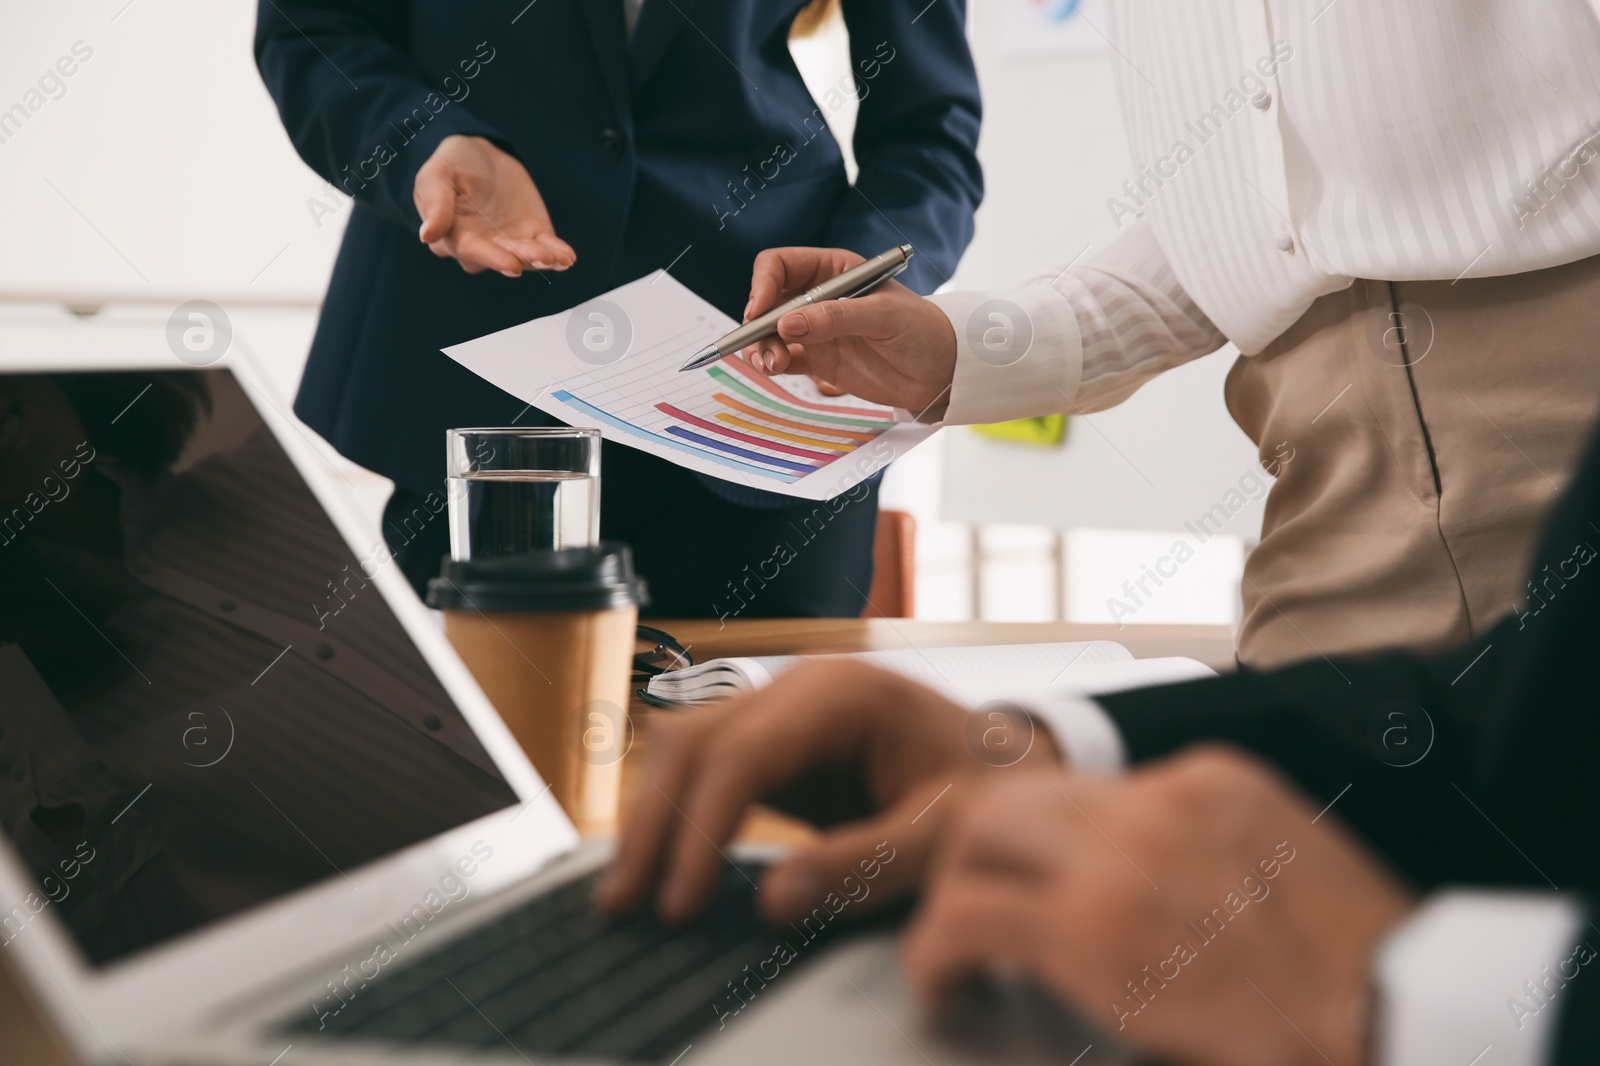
[644,641,1216,707]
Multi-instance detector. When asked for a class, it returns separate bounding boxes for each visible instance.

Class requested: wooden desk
[614,619,1236,842]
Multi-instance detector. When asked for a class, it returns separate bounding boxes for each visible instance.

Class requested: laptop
[0,351,1122,1065]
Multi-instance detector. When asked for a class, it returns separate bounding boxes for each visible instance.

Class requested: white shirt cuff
[978,690,1127,775]
[1374,890,1590,1066]
[979,658,1217,774]
[924,286,1083,426]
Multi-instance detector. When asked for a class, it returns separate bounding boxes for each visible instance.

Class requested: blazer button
[316,644,335,660]
[423,713,443,731]
[598,128,624,154]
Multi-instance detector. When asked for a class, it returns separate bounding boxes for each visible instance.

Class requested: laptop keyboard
[283,864,817,1061]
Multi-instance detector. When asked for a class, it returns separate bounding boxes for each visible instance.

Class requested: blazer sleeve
[254,0,512,230]
[1555,934,1600,1066]
[1555,941,1593,1062]
[1096,640,1512,890]
[821,0,984,294]
[1096,411,1600,895]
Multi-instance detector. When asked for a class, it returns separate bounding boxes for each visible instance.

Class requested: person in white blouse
[738,0,1600,668]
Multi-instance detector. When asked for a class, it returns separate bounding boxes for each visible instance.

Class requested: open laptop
[0,352,1122,1066]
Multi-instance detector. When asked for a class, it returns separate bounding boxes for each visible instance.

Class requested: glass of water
[446,428,601,561]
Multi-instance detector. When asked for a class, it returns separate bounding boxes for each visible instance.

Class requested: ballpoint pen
[678,243,915,372]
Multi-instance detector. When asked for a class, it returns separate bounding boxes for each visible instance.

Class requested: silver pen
[678,243,915,372]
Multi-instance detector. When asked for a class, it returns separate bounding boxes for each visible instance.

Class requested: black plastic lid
[425,542,648,613]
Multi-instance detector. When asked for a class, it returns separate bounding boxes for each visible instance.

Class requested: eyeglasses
[632,624,693,685]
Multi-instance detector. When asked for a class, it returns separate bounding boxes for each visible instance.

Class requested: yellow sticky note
[971,415,1067,447]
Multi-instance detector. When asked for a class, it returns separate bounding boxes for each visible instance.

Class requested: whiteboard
[941,346,1267,537]
[938,1,1265,538]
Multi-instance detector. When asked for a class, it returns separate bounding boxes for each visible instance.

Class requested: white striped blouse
[929,0,1600,424]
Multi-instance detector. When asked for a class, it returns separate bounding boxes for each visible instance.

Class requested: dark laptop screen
[0,369,518,965]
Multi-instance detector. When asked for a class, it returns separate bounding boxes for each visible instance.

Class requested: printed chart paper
[441,272,938,501]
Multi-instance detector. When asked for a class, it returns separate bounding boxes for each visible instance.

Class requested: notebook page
[1016,656,1216,697]
[845,641,1130,693]
[727,642,1132,704]
[645,642,1167,705]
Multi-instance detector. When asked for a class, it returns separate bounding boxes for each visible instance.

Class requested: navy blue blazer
[255,0,982,499]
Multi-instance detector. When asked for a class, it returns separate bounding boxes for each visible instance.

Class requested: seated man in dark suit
[598,407,1600,1062]
[254,0,983,615]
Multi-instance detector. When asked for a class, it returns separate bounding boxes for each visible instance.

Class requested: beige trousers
[1226,254,1600,669]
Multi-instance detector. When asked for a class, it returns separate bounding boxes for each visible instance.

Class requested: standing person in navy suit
[254,0,983,616]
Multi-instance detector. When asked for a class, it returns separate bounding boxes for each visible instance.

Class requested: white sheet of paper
[441,272,938,501]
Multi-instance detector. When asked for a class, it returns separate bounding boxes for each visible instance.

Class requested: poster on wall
[999,0,1111,58]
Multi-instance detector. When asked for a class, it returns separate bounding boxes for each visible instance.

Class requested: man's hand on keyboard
[596,661,1060,927]
[903,749,1415,1066]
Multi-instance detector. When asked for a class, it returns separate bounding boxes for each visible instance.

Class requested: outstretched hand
[740,248,958,415]
[414,134,576,277]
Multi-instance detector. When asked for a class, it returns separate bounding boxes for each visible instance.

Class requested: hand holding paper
[442,272,939,500]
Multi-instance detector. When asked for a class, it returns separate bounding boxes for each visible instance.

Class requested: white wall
[1,1,345,307]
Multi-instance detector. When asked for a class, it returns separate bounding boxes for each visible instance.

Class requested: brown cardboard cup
[427,544,645,834]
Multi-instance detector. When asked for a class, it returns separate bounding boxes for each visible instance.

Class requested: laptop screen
[0,368,520,966]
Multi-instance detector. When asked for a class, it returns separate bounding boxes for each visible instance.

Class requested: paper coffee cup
[427,544,645,835]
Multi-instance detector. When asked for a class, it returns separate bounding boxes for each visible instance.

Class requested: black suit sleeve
[254,0,511,229]
[1097,638,1511,888]
[1555,931,1600,1066]
[1098,411,1600,896]
[821,0,983,294]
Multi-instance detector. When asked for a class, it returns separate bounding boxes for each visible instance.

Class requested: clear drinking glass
[446,428,601,560]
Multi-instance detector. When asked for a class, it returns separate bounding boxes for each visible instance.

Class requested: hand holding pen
[680,244,914,371]
[680,245,960,416]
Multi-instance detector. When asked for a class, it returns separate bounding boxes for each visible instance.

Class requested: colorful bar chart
[554,357,894,484]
